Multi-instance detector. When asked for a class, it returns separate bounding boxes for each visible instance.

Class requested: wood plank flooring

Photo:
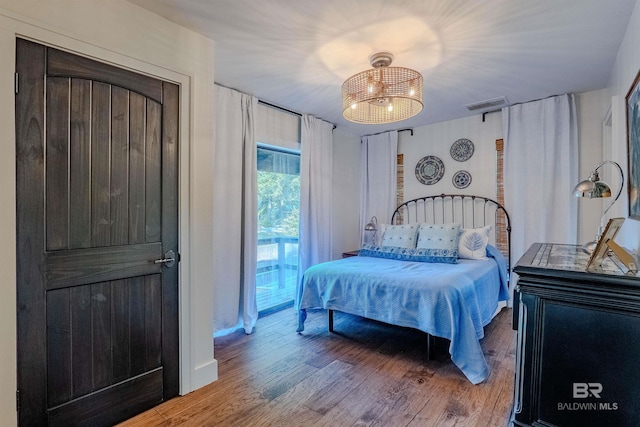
[119,307,516,426]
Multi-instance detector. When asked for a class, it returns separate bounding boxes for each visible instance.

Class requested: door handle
[154,250,176,268]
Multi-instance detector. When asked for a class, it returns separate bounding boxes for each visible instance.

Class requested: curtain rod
[258,100,337,130]
[215,85,337,129]
[362,128,414,138]
[482,110,501,122]
[258,100,301,117]
[481,92,569,122]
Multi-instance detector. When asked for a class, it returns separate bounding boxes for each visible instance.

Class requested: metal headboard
[391,193,512,273]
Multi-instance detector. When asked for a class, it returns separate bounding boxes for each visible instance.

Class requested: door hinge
[14,73,18,94]
[16,389,19,412]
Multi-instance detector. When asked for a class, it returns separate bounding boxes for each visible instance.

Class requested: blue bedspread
[296,245,509,384]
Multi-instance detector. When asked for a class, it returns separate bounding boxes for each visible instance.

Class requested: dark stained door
[16,38,179,426]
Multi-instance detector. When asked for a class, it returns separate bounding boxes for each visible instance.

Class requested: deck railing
[256,236,298,311]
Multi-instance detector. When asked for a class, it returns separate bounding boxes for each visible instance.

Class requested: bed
[296,194,511,384]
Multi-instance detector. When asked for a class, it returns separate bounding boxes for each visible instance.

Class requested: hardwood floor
[120,307,516,426]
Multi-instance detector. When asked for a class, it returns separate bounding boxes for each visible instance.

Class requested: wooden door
[16,39,179,426]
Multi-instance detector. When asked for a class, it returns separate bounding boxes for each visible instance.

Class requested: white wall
[400,112,503,202]
[0,0,218,422]
[331,128,361,258]
[574,89,611,244]
[608,0,640,253]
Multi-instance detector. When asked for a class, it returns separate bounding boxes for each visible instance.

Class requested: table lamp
[573,160,624,252]
[363,216,378,246]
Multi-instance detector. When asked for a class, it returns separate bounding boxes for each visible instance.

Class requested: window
[256,146,300,314]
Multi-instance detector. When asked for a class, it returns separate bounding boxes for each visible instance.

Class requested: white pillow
[380,224,419,248]
[416,223,461,251]
[458,225,492,259]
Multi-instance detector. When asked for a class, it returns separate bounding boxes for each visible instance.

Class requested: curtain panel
[503,94,578,276]
[212,85,258,335]
[360,131,398,245]
[296,115,334,309]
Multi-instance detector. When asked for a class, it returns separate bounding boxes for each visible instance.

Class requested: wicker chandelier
[342,52,423,124]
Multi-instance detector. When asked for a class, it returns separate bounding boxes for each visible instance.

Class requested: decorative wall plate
[452,170,472,189]
[450,138,475,162]
[415,155,445,185]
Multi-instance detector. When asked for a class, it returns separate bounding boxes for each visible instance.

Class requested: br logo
[573,383,603,398]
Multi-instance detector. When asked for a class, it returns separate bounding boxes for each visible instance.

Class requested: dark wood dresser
[513,243,640,427]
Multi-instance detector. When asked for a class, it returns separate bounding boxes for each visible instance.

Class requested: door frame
[2,13,218,408]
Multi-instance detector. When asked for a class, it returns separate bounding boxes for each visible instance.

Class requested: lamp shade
[342,52,423,124]
[573,175,612,198]
[364,216,378,231]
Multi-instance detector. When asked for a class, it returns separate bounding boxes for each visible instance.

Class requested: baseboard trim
[190,359,218,392]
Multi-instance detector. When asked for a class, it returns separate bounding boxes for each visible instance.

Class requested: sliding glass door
[256,146,300,314]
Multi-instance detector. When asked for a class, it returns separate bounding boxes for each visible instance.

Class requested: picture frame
[626,69,640,219]
[586,217,625,271]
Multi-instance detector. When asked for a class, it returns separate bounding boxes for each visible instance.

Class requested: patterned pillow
[359,244,458,264]
[416,223,461,264]
[458,225,492,259]
[380,224,418,249]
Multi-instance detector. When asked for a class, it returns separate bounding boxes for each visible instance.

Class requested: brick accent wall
[495,139,509,260]
[396,154,404,223]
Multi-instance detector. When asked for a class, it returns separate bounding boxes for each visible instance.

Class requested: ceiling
[128,0,637,136]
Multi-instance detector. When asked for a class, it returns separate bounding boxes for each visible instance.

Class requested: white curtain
[212,85,258,335]
[296,115,333,308]
[360,131,398,244]
[503,94,578,268]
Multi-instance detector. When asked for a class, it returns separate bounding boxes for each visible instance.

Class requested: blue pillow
[359,244,458,264]
[417,223,461,252]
